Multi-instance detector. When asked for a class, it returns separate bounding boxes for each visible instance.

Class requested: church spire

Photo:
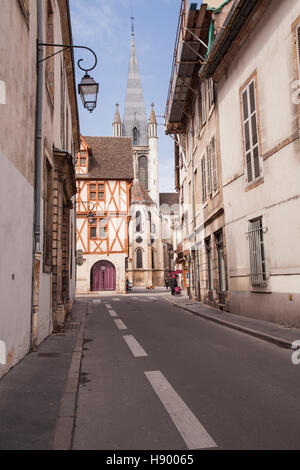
[113,103,122,137]
[123,25,148,146]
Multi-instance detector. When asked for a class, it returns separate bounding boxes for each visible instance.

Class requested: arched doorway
[91,260,116,291]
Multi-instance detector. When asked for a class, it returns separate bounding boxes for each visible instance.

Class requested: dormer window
[133,127,138,146]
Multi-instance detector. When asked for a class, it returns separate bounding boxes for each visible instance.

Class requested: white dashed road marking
[114,319,127,330]
[105,304,112,309]
[145,371,217,450]
[123,335,148,357]
[108,309,118,318]
[112,298,121,302]
[93,300,101,304]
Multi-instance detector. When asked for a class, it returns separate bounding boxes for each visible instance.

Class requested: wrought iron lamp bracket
[37,42,98,73]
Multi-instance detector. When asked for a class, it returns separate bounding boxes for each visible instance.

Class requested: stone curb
[52,302,88,451]
[164,297,294,350]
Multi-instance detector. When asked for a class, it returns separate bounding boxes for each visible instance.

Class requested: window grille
[248,218,267,288]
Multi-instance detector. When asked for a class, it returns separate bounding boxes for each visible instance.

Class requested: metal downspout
[31,0,44,351]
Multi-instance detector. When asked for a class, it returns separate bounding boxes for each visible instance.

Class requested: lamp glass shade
[78,73,99,113]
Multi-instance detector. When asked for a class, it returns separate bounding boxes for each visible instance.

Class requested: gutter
[199,0,259,79]
[31,0,44,351]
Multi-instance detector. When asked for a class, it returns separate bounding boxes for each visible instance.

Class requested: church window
[136,211,142,233]
[137,249,143,269]
[151,249,155,269]
[138,156,148,190]
[133,127,138,146]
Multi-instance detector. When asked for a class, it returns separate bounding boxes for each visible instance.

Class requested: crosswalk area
[121,296,159,302]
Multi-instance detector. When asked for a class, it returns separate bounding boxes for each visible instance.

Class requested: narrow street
[72,291,300,450]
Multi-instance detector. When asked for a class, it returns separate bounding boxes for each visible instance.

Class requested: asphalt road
[72,293,300,450]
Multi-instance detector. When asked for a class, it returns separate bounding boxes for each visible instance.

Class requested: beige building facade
[200,0,300,326]
[167,0,300,326]
[0,0,79,378]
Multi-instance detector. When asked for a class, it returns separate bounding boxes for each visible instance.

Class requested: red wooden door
[92,261,116,291]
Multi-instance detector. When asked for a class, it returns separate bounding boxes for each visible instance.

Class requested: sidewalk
[0,299,87,450]
[164,293,300,349]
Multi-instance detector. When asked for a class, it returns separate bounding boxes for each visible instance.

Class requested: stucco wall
[0,154,33,377]
[218,0,300,325]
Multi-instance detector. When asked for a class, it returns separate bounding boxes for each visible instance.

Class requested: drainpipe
[31,0,44,351]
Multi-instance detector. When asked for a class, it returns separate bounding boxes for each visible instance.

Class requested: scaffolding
[165,1,212,134]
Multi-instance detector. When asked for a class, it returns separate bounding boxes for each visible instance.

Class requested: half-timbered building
[76,136,133,294]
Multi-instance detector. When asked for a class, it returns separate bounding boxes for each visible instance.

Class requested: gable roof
[131,181,154,205]
[160,193,179,209]
[81,136,134,180]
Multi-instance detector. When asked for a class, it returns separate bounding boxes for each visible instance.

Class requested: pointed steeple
[123,28,148,146]
[113,103,122,137]
[149,103,158,138]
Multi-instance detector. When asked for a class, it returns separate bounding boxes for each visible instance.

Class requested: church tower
[112,22,164,287]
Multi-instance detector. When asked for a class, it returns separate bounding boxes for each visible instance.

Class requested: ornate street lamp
[38,43,99,113]
[87,210,97,225]
[78,73,99,113]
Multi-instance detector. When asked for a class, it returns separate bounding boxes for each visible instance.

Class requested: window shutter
[201,155,207,202]
[211,136,218,192]
[297,25,300,78]
[201,82,206,124]
[241,81,261,185]
[207,144,212,195]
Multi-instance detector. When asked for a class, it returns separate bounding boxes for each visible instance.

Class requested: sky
[69,0,184,193]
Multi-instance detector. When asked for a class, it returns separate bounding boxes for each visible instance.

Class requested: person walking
[170,275,178,296]
[165,277,170,290]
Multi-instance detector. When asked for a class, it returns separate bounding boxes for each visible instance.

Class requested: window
[201,81,207,125]
[44,158,53,269]
[138,156,148,189]
[79,151,87,167]
[46,0,54,103]
[208,78,215,111]
[206,144,212,196]
[194,97,200,140]
[151,249,155,269]
[90,223,97,239]
[248,218,267,288]
[133,127,138,146]
[99,218,107,239]
[89,183,105,201]
[136,211,142,233]
[136,249,143,269]
[211,135,218,193]
[296,24,300,79]
[201,154,207,202]
[90,218,107,240]
[205,237,213,292]
[188,124,193,161]
[241,77,262,184]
